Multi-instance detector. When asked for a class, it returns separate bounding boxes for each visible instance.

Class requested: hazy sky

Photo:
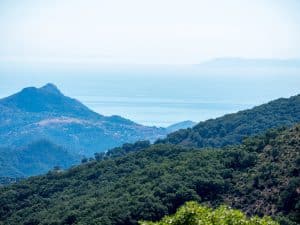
[0,0,300,64]
[0,1,300,126]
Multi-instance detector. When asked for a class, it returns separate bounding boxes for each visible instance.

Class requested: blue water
[1,64,300,126]
[75,95,253,126]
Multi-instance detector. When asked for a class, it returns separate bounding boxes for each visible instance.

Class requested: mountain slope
[159,94,300,148]
[0,84,167,156]
[166,120,196,133]
[0,84,101,118]
[0,140,80,177]
[229,126,300,223]
[0,124,298,225]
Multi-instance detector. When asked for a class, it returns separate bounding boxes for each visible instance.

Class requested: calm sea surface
[1,65,299,126]
[75,95,253,126]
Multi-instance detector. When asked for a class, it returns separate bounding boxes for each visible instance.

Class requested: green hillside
[0,140,80,177]
[159,94,300,148]
[0,124,299,225]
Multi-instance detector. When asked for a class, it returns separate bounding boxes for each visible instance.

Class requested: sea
[1,64,299,127]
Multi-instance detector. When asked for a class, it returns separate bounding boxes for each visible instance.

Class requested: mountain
[159,94,300,148]
[0,83,100,118]
[166,120,196,133]
[0,140,79,178]
[0,83,167,156]
[1,87,299,179]
[0,124,298,225]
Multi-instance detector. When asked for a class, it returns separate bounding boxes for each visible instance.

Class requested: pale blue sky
[0,0,300,64]
[1,0,300,126]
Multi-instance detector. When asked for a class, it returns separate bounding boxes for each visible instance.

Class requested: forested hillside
[0,124,299,225]
[159,94,300,148]
[0,140,79,177]
[1,87,299,178]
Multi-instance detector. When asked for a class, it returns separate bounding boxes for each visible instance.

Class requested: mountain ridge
[1,85,299,179]
[159,94,300,148]
[0,84,168,157]
[0,83,102,119]
[166,120,196,132]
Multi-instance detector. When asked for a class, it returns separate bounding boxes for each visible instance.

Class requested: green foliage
[105,140,151,159]
[0,140,79,177]
[160,95,300,148]
[0,125,299,225]
[140,201,279,225]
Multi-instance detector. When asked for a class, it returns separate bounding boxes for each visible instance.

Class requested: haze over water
[1,0,300,126]
[1,63,300,127]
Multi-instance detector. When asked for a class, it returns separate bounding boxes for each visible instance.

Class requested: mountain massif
[0,84,167,157]
[0,87,299,224]
[1,87,300,178]
[0,123,299,225]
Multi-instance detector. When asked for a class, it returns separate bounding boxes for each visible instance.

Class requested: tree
[140,201,279,225]
[81,157,88,163]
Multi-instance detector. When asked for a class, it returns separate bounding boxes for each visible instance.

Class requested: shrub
[140,201,279,225]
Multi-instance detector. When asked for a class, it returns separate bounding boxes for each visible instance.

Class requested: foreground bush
[140,201,279,225]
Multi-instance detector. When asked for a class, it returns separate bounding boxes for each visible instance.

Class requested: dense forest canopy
[0,124,299,225]
[159,94,300,148]
[0,140,79,177]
